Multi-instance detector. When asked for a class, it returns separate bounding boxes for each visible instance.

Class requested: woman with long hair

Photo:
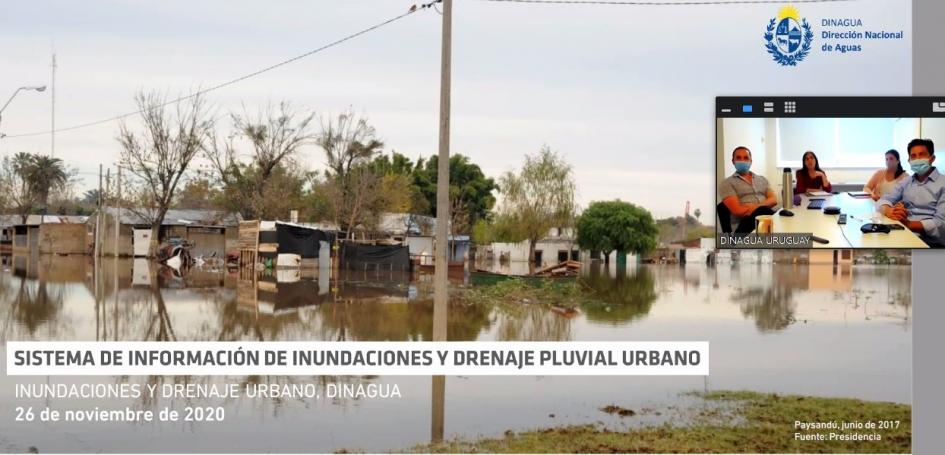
[794,150,833,194]
[864,149,908,201]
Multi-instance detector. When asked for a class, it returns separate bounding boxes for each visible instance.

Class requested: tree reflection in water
[0,256,916,439]
[730,284,796,332]
[494,302,572,341]
[312,297,492,342]
[0,270,69,340]
[578,264,658,326]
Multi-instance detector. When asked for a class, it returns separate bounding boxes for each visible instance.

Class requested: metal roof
[98,207,242,227]
[0,214,89,227]
[378,212,437,236]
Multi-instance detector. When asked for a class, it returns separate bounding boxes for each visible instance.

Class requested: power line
[3,1,441,139]
[474,0,853,5]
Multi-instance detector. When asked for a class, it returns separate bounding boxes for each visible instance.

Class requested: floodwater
[0,254,911,453]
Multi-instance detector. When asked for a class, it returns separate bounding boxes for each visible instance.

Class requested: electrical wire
[473,0,854,5]
[834,213,855,248]
[2,1,441,139]
[2,0,852,138]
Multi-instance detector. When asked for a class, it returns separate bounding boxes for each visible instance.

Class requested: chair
[716,202,732,233]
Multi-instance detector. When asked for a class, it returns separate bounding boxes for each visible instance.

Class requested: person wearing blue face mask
[879,138,945,247]
[718,146,778,233]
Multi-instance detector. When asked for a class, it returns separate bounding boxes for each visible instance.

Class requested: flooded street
[0,255,911,453]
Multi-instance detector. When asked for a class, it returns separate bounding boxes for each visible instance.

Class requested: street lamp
[0,85,47,133]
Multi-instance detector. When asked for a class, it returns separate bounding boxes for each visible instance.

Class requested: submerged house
[0,215,17,253]
[238,220,338,269]
[483,227,584,273]
[94,208,242,258]
[339,241,411,272]
[377,212,469,267]
[670,237,716,265]
[6,215,89,255]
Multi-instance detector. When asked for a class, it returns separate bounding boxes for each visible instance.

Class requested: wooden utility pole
[115,166,121,257]
[433,0,452,343]
[432,3,452,433]
[51,53,56,157]
[104,168,110,257]
[95,164,102,259]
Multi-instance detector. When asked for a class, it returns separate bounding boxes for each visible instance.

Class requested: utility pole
[115,166,121,257]
[95,164,102,259]
[105,168,111,257]
[433,0,452,344]
[51,52,56,157]
[432,3,452,436]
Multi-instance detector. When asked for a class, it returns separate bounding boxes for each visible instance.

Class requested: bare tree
[316,110,385,237]
[325,165,381,237]
[0,153,79,219]
[206,101,316,219]
[234,101,316,180]
[0,174,7,215]
[117,91,213,256]
[0,153,39,223]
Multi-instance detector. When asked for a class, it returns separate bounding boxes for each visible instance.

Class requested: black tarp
[341,243,411,271]
[275,223,332,258]
[257,280,329,312]
[259,229,278,259]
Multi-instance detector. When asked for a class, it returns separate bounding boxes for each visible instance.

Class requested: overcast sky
[0,0,911,218]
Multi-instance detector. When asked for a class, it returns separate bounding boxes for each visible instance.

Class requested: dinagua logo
[764,5,814,66]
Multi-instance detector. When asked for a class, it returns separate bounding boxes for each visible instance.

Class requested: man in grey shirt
[718,146,778,233]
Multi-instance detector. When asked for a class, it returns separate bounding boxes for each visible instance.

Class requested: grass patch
[410,391,911,453]
[458,278,586,308]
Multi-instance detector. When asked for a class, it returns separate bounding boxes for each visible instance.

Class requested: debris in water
[600,405,636,417]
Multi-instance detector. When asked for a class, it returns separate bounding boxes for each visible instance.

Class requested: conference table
[769,193,930,249]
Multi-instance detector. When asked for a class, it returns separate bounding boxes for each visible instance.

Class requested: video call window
[716,97,945,250]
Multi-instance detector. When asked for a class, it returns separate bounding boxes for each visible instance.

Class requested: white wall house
[405,236,434,265]
[481,227,639,273]
[682,237,716,266]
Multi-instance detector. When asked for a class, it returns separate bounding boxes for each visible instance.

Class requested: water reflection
[580,265,658,326]
[0,254,913,453]
[0,255,913,345]
[9,276,67,336]
[0,254,914,346]
[493,302,573,341]
[730,282,796,332]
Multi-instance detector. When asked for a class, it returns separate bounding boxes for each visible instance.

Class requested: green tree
[414,154,497,234]
[873,249,890,265]
[471,216,524,246]
[576,200,659,262]
[26,155,69,207]
[301,177,334,222]
[211,163,312,220]
[369,150,418,176]
[497,146,576,273]
[471,219,493,245]
[369,151,429,215]
[247,165,308,221]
